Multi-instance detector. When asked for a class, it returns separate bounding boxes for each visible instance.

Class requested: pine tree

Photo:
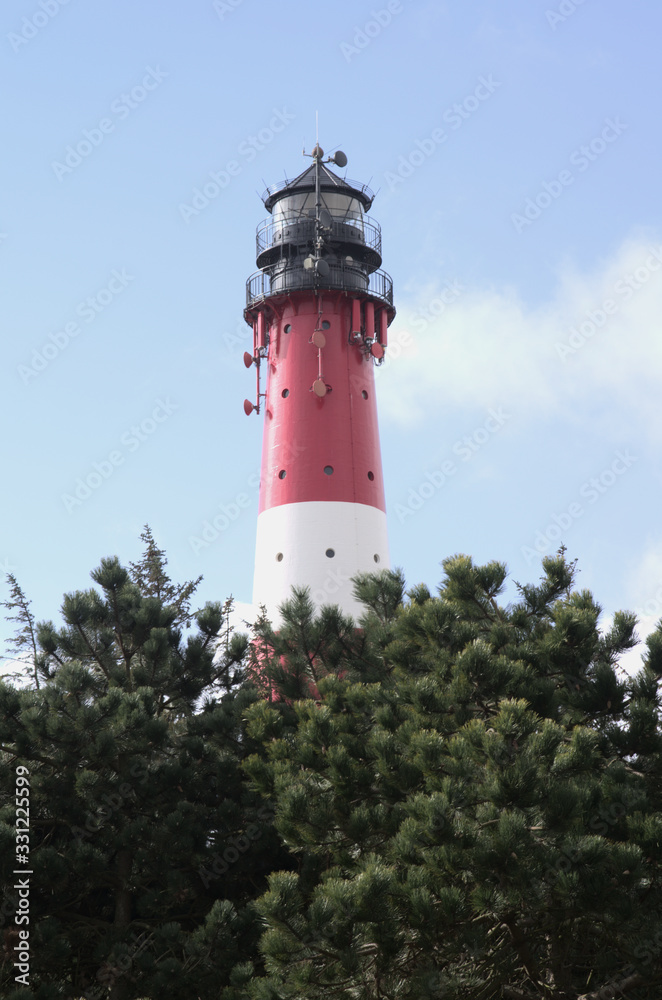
[0,535,291,1000]
[244,552,662,1000]
[1,574,40,688]
[128,524,202,627]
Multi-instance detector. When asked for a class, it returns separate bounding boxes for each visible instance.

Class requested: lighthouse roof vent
[262,162,375,213]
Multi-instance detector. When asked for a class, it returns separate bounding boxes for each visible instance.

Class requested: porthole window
[282,389,289,398]
[284,323,292,333]
[325,548,335,558]
[362,390,368,399]
[278,470,286,480]
[374,554,380,564]
[276,552,284,562]
[323,465,334,475]
[367,471,374,481]
[321,320,330,330]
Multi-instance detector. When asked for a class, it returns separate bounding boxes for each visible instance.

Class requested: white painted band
[253,501,390,625]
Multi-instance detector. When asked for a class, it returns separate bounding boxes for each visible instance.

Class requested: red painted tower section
[243,146,395,623]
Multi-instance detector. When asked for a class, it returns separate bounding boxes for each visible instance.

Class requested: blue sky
[2,0,662,670]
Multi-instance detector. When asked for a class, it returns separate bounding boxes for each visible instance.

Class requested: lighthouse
[243,145,395,624]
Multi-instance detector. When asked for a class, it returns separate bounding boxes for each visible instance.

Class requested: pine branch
[73,619,113,679]
[577,970,662,999]
[502,915,546,993]
[107,586,133,677]
[0,742,57,767]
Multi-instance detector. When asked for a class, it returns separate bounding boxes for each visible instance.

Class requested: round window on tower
[325,548,335,558]
[324,465,334,475]
[367,471,374,481]
[284,323,292,333]
[321,320,330,330]
[374,554,380,563]
[276,552,284,562]
[362,390,368,400]
[282,389,289,398]
[278,470,286,480]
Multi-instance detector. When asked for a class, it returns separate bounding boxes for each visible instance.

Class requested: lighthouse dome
[262,161,374,213]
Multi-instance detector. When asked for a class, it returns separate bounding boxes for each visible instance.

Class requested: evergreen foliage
[1,574,40,688]
[2,543,661,999]
[0,532,289,1000]
[244,552,662,1000]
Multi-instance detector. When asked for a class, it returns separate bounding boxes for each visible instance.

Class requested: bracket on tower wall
[348,297,388,363]
[243,349,266,416]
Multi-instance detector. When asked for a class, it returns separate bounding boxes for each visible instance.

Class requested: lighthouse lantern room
[243,145,395,624]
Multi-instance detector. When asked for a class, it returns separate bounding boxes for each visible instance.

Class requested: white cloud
[381,234,662,441]
[0,655,35,687]
[228,599,257,634]
[599,537,662,677]
[612,615,658,679]
[626,537,662,620]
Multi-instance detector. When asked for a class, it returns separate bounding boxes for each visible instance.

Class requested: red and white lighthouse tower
[243,145,394,624]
